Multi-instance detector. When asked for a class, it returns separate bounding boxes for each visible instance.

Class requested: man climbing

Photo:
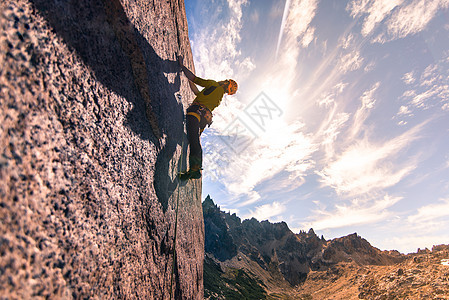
[178,56,238,180]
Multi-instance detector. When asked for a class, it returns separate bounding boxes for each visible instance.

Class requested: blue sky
[184,0,449,253]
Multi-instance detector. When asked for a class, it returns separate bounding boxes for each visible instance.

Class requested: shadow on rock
[30,0,186,212]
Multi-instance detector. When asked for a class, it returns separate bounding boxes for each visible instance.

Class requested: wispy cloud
[278,0,318,63]
[243,201,286,221]
[340,33,355,50]
[348,82,380,140]
[397,105,412,116]
[285,0,318,46]
[384,0,449,41]
[347,0,449,43]
[191,0,253,80]
[347,0,404,36]
[408,198,449,223]
[339,51,364,73]
[303,194,402,230]
[400,56,449,116]
[249,10,259,24]
[216,120,316,202]
[402,71,415,85]
[317,123,423,197]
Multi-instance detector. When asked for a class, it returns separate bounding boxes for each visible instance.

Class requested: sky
[184,0,449,254]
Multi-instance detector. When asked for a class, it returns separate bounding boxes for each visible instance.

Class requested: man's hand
[179,56,196,81]
[178,55,184,69]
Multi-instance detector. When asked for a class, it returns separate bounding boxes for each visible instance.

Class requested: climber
[178,55,238,180]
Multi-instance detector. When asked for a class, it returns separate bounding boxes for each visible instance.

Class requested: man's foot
[179,165,202,180]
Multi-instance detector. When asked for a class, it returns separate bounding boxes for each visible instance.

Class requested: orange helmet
[226,79,238,95]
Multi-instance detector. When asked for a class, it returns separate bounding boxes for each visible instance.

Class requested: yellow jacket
[193,77,225,112]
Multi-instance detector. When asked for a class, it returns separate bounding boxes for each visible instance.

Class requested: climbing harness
[187,101,213,133]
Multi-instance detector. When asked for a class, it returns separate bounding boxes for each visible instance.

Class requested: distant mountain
[203,195,430,299]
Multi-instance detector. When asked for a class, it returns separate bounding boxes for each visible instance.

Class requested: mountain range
[202,195,449,299]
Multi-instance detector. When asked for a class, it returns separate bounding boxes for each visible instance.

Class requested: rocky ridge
[1,0,203,299]
[297,245,449,299]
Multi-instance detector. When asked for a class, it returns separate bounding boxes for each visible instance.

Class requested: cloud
[276,0,292,57]
[348,82,380,140]
[402,71,415,84]
[301,26,316,47]
[385,0,449,40]
[400,57,449,112]
[250,10,259,23]
[286,0,318,43]
[408,198,449,223]
[347,0,404,36]
[397,105,412,116]
[347,0,449,43]
[243,201,286,221]
[321,112,350,158]
[303,194,402,230]
[238,191,261,207]
[277,0,318,58]
[339,51,364,73]
[443,103,449,111]
[410,85,446,109]
[217,120,316,199]
[317,123,423,196]
[340,33,355,50]
[191,0,252,80]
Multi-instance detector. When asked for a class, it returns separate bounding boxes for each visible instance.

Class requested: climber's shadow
[30,0,186,212]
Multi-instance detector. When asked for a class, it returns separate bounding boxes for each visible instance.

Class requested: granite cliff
[1,0,204,298]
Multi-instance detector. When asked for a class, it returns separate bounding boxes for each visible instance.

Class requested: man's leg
[181,114,202,179]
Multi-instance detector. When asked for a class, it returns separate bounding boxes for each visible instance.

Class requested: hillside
[1,0,204,298]
[203,196,449,299]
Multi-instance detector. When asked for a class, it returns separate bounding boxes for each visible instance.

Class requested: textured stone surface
[0,0,203,298]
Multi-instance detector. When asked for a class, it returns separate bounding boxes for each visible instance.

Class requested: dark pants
[186,113,202,168]
[186,104,211,168]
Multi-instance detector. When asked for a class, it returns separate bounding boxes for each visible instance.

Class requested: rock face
[0,0,204,299]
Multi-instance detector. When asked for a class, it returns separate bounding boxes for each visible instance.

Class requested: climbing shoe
[179,165,202,180]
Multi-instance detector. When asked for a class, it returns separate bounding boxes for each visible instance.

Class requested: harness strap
[187,102,213,128]
[187,111,201,122]
[191,101,207,108]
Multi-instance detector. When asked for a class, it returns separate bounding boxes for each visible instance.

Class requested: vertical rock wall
[0,0,204,298]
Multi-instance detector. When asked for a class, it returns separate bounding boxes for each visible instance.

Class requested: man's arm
[178,55,196,81]
[188,80,200,95]
[179,55,200,95]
